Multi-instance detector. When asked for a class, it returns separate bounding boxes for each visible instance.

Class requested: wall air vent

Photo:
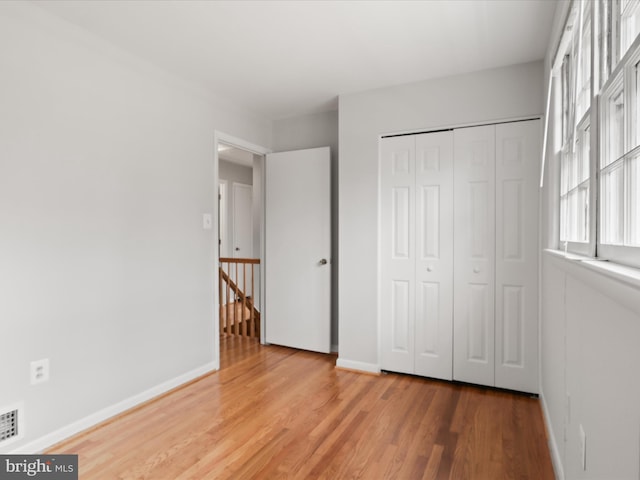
[0,403,24,448]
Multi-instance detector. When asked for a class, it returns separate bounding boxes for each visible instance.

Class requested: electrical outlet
[30,358,50,385]
[579,424,586,471]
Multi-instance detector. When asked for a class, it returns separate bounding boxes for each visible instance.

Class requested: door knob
[473,267,480,273]
[319,258,328,265]
[235,247,240,251]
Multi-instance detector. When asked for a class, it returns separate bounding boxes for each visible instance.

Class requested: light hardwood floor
[49,337,555,479]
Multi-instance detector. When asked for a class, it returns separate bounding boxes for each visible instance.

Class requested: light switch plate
[202,213,212,230]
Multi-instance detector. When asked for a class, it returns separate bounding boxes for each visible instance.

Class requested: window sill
[544,249,640,308]
[544,249,640,288]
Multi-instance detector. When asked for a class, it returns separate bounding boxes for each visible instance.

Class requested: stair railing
[219,257,260,338]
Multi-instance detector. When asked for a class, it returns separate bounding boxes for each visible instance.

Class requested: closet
[380,119,540,394]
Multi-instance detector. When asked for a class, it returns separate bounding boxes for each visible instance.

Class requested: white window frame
[555,0,640,268]
[557,0,596,256]
[598,32,640,267]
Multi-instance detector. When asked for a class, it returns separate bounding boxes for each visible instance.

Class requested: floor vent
[0,404,24,447]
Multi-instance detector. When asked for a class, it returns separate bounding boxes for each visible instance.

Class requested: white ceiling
[32,0,558,121]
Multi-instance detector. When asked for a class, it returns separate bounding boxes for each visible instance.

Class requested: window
[558,1,592,254]
[598,17,640,265]
[556,0,640,267]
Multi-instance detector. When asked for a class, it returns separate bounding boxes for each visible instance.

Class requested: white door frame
[213,131,270,370]
[219,180,228,258]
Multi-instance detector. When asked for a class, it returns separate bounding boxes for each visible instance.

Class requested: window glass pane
[569,189,579,240]
[560,195,569,242]
[562,55,572,145]
[600,0,613,85]
[561,142,590,243]
[564,190,577,242]
[628,154,640,245]
[621,0,640,57]
[578,183,590,242]
[579,125,590,183]
[570,145,579,188]
[560,150,571,195]
[566,185,589,243]
[577,11,592,119]
[635,61,640,148]
[605,86,625,167]
[601,163,625,244]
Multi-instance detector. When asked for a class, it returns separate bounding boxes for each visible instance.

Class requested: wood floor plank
[48,338,555,479]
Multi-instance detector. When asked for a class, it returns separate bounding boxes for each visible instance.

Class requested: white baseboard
[335,357,380,374]
[539,390,564,480]
[10,362,217,454]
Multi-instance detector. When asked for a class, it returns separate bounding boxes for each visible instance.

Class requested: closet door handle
[473,267,480,273]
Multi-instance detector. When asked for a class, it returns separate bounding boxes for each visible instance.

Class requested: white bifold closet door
[380,119,540,394]
[453,120,539,393]
[453,125,496,387]
[380,131,454,380]
[494,121,539,393]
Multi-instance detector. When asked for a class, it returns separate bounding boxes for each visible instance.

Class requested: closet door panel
[495,120,540,393]
[414,131,454,380]
[453,125,496,387]
[380,136,416,374]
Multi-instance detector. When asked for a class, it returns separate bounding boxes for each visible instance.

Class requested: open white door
[265,147,331,353]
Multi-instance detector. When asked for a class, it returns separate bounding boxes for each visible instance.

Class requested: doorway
[214,134,334,369]
[214,133,268,368]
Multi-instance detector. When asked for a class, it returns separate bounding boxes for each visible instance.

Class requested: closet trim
[380,115,542,139]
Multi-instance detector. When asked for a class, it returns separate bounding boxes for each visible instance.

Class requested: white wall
[337,61,544,371]
[539,2,640,479]
[272,110,339,349]
[0,2,271,452]
[542,254,640,480]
